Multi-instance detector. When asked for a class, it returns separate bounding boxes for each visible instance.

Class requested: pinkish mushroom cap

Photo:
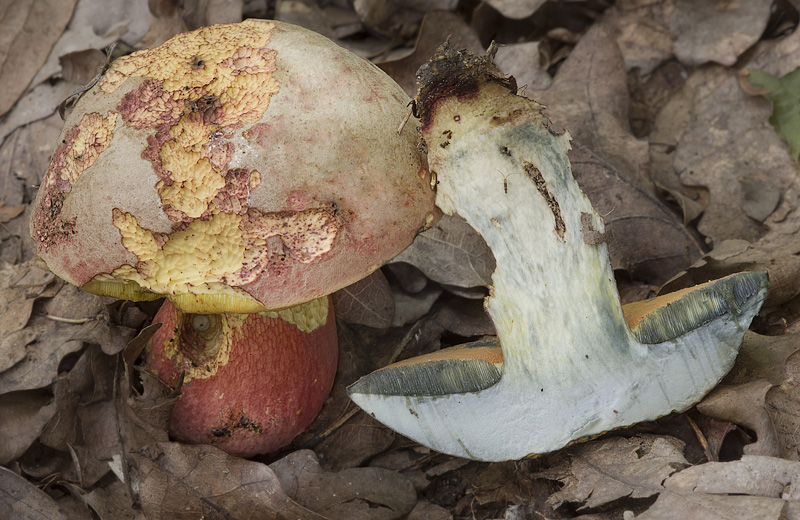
[31,20,436,313]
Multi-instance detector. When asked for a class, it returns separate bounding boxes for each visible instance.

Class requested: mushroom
[347,45,769,461]
[31,20,436,456]
[147,297,338,456]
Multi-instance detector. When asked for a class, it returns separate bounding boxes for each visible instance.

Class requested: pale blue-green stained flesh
[348,86,768,462]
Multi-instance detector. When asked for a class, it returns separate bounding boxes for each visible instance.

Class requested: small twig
[686,414,714,462]
[397,101,415,134]
[41,313,101,324]
[59,42,118,118]
[314,406,360,441]
[599,205,616,218]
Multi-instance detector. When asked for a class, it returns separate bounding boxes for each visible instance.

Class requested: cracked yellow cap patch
[100,206,341,312]
[48,112,117,187]
[100,20,277,96]
[104,20,280,220]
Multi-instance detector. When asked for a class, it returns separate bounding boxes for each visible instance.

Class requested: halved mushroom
[348,45,769,462]
[31,20,436,456]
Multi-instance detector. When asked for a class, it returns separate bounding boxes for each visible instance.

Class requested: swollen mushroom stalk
[148,297,338,456]
[348,45,769,462]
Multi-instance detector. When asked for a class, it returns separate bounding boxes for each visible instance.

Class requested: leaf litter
[2,0,800,518]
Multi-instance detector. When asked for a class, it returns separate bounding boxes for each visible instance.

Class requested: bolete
[31,20,436,456]
[348,45,769,461]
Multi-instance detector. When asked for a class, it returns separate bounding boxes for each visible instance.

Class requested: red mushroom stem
[147,296,338,457]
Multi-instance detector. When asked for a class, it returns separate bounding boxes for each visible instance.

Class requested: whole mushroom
[31,20,436,456]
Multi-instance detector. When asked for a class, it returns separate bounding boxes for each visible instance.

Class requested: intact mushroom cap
[31,20,435,313]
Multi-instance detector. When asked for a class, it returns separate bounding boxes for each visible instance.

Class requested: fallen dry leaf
[484,0,546,20]
[0,262,42,338]
[601,1,673,76]
[0,391,55,464]
[570,144,703,284]
[82,479,145,520]
[0,329,36,373]
[135,442,322,520]
[630,492,787,520]
[53,488,94,520]
[688,412,738,464]
[35,344,124,487]
[15,443,77,483]
[393,214,495,288]
[0,327,83,394]
[392,282,442,327]
[697,381,780,458]
[540,435,689,510]
[0,466,69,520]
[135,0,192,50]
[646,64,704,224]
[660,239,800,307]
[119,325,174,449]
[766,350,800,461]
[384,262,429,293]
[0,80,75,154]
[39,345,107,451]
[271,449,418,519]
[669,0,773,66]
[0,202,24,223]
[72,400,122,486]
[494,41,552,92]
[0,0,79,117]
[666,22,800,244]
[0,115,67,265]
[529,23,652,192]
[724,331,800,386]
[406,499,453,520]
[312,412,396,471]
[434,297,495,338]
[470,461,543,506]
[333,269,395,328]
[666,454,800,499]
[617,445,800,519]
[30,0,152,87]
[0,110,62,197]
[527,23,702,283]
[353,0,457,41]
[58,48,108,86]
[276,0,336,39]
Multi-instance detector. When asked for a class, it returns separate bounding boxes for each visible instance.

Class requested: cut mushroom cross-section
[347,45,769,462]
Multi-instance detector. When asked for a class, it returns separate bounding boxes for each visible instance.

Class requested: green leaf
[742,68,800,160]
